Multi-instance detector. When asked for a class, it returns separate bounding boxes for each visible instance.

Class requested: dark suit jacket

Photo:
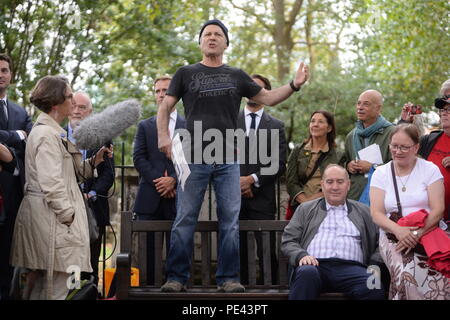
[0,99,32,217]
[133,114,186,215]
[237,110,287,215]
[65,125,115,227]
[82,147,115,227]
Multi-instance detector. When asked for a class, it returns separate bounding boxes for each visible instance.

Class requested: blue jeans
[166,163,241,286]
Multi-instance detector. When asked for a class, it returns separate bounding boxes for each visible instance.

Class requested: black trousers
[239,207,278,285]
[0,179,22,300]
[136,198,176,285]
[82,226,106,287]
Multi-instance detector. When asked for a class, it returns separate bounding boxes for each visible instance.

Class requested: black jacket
[132,114,186,215]
[0,99,32,218]
[418,130,443,159]
[237,110,287,215]
[82,147,115,227]
[65,125,115,227]
[418,130,449,219]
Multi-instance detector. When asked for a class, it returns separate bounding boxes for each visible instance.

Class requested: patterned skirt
[379,232,450,300]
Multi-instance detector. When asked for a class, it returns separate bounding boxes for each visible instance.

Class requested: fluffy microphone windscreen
[73,98,142,150]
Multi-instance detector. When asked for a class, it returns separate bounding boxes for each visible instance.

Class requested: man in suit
[0,54,32,299]
[133,75,185,285]
[0,143,15,222]
[67,91,115,287]
[237,74,287,285]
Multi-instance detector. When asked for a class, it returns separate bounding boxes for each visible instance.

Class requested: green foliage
[354,0,450,107]
[1,0,448,164]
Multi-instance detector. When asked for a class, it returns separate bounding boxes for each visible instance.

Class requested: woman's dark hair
[390,123,420,145]
[306,110,337,148]
[29,75,69,113]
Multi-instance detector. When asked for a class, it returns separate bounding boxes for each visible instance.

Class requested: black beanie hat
[435,95,450,109]
[198,19,229,46]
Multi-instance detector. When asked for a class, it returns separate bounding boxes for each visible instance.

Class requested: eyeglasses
[439,107,450,114]
[389,144,416,152]
[64,94,74,101]
[74,104,88,111]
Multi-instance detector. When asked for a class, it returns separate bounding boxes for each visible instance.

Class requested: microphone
[73,99,142,150]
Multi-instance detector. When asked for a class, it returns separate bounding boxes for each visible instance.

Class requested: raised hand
[293,62,309,88]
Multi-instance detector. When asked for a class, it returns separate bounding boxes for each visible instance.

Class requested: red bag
[285,204,294,220]
[285,198,298,220]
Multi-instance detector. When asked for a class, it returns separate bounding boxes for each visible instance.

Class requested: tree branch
[286,0,304,34]
[228,0,273,34]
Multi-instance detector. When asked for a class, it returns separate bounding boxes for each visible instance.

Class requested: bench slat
[128,287,290,300]
[154,231,164,286]
[120,212,133,253]
[262,231,271,286]
[277,232,288,286]
[138,232,147,285]
[247,231,257,286]
[131,220,289,232]
[201,232,211,286]
[117,212,297,300]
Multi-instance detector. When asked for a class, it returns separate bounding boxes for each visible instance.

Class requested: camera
[405,104,422,115]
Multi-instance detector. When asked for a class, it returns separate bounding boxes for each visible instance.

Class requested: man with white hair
[67,92,115,290]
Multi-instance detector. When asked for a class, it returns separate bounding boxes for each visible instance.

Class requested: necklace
[395,161,416,192]
[398,174,411,192]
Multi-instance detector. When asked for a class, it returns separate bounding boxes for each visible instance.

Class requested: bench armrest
[116,253,131,300]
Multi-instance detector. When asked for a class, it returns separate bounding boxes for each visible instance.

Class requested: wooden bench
[116,211,294,300]
[116,211,348,300]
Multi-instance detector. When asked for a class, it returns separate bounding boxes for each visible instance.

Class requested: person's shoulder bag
[385,162,426,255]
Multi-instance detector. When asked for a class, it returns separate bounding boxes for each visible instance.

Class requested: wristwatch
[372,163,379,170]
[412,230,418,237]
[289,80,300,92]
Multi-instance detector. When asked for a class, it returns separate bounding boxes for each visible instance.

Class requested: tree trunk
[272,0,295,81]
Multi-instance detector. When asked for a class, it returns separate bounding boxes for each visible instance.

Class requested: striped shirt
[307,201,363,263]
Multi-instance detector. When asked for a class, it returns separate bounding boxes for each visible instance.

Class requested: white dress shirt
[244,107,264,136]
[244,107,264,187]
[1,96,24,176]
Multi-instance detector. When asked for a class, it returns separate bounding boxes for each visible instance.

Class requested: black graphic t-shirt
[167,63,262,163]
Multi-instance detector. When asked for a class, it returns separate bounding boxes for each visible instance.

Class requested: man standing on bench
[157,19,308,293]
[282,164,385,300]
[133,75,185,285]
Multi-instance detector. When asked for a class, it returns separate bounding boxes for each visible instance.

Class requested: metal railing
[115,142,283,220]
